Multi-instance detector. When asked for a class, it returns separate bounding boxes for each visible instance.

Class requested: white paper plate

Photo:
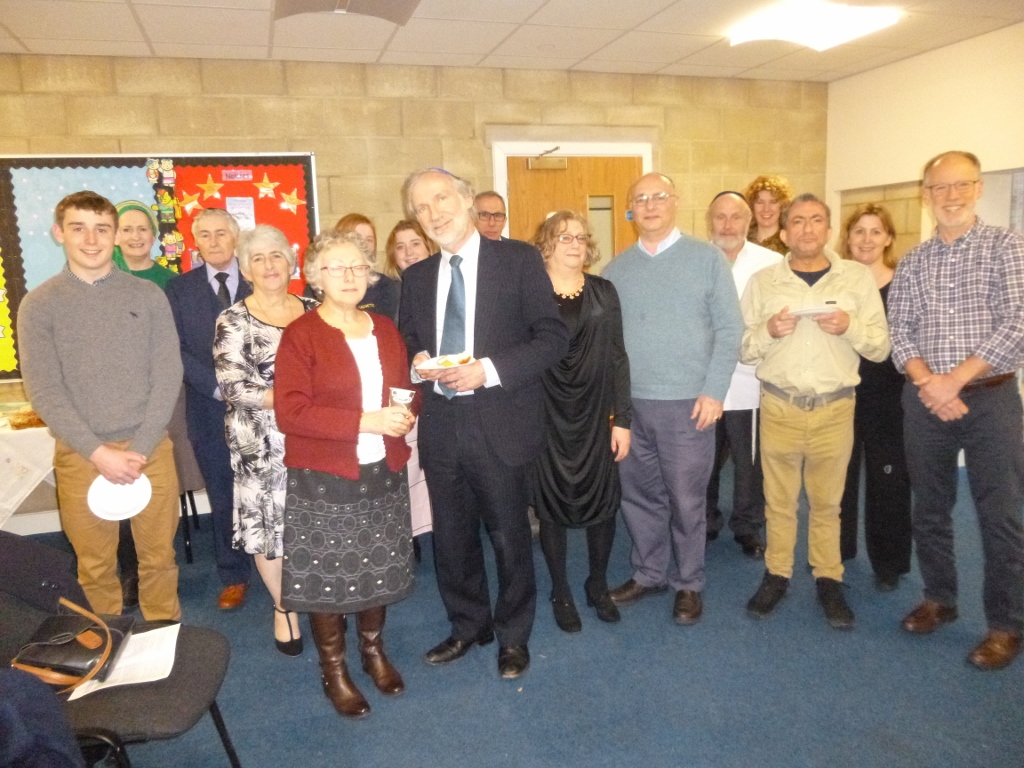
[87,474,152,521]
[416,354,476,371]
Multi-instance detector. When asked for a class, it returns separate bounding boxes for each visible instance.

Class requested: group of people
[17,149,1024,724]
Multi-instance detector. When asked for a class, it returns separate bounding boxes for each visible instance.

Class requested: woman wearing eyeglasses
[275,231,417,718]
[528,211,632,632]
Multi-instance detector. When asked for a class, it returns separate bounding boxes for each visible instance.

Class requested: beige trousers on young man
[759,390,855,581]
[54,436,181,620]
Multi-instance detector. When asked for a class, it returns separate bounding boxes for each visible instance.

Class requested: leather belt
[761,381,855,411]
[904,372,1016,393]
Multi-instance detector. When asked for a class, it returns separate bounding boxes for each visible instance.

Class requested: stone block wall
[0,54,826,240]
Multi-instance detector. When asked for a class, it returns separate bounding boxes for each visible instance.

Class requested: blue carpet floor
[39,468,1024,768]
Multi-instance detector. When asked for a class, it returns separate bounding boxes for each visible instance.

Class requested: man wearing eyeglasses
[399,169,568,679]
[602,172,743,626]
[888,150,1024,670]
[474,191,508,241]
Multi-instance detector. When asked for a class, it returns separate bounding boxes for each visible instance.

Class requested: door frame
[491,141,654,238]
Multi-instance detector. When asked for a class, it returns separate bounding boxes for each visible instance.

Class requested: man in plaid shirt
[889,150,1024,670]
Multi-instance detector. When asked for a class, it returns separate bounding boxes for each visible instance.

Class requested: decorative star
[180,191,204,215]
[280,189,306,215]
[254,173,280,199]
[197,174,224,200]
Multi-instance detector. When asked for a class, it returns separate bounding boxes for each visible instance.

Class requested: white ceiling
[1,0,1022,82]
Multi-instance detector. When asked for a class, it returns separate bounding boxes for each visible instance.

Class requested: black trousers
[706,409,765,538]
[839,389,912,577]
[419,394,536,647]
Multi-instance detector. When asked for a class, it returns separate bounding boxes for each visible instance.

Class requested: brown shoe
[967,630,1022,671]
[901,600,958,634]
[609,579,667,606]
[357,606,404,695]
[218,583,247,610]
[310,613,370,718]
[673,590,703,625]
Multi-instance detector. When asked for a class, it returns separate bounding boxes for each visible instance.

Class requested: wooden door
[506,155,642,273]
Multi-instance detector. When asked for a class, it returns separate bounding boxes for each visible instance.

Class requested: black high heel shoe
[550,596,582,633]
[274,606,304,657]
[585,579,621,623]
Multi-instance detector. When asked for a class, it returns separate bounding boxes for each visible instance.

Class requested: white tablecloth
[0,426,56,527]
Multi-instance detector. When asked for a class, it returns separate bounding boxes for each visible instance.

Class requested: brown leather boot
[309,613,370,717]
[356,606,405,695]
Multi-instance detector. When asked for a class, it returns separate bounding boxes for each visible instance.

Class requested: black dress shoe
[609,579,668,606]
[673,590,703,625]
[584,579,621,623]
[734,533,765,559]
[424,631,495,665]
[498,645,530,679]
[873,573,900,592]
[550,597,582,633]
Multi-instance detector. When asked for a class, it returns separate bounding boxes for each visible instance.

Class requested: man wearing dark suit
[399,169,568,679]
[165,208,252,609]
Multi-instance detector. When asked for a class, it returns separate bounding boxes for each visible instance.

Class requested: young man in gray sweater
[18,191,184,620]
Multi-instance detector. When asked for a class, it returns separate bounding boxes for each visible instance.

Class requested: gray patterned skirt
[280,460,414,614]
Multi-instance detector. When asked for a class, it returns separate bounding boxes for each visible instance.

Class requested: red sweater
[275,310,415,480]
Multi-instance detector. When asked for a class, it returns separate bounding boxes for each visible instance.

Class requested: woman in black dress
[529,211,632,632]
[838,203,912,591]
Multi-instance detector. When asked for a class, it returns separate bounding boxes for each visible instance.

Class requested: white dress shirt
[204,258,240,301]
[638,228,682,257]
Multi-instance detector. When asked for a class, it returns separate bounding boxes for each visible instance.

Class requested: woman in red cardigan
[275,231,418,719]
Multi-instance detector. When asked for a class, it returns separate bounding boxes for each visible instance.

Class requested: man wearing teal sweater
[603,173,744,625]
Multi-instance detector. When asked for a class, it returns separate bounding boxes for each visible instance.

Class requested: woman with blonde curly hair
[528,211,632,632]
[744,175,793,255]
[836,202,911,592]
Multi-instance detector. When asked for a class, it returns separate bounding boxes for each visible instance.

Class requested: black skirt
[280,460,414,614]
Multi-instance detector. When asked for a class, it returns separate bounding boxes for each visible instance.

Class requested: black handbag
[11,597,135,693]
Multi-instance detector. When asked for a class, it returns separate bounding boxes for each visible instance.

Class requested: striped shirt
[888,218,1024,376]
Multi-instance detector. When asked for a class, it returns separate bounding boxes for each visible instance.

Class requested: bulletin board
[0,152,318,380]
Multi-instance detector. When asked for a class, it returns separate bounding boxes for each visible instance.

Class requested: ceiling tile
[379,50,483,66]
[907,0,1024,21]
[272,10,394,49]
[133,0,271,8]
[587,31,719,63]
[0,36,28,52]
[572,58,663,74]
[657,62,747,77]
[527,0,677,30]
[24,38,152,55]
[412,0,545,24]
[271,46,378,62]
[680,38,801,68]
[767,44,901,72]
[477,54,577,70]
[854,9,1013,50]
[490,23,621,60]
[151,42,269,58]
[639,0,764,36]
[136,6,271,45]
[388,18,516,54]
[739,66,824,81]
[0,0,144,40]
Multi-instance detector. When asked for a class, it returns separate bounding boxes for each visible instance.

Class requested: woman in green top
[113,200,176,288]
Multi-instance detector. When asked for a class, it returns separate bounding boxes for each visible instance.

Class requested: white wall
[826,21,1024,211]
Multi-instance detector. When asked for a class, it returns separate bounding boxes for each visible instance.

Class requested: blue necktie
[439,254,465,399]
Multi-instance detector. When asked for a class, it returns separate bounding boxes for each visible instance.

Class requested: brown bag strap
[11,597,113,694]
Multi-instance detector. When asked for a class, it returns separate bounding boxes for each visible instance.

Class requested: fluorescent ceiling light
[729,0,902,52]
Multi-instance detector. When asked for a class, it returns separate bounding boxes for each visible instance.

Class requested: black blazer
[165,265,252,445]
[399,236,568,467]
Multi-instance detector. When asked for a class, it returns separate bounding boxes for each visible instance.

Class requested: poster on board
[0,152,317,380]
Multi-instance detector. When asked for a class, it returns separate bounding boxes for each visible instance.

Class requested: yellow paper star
[197,174,224,200]
[180,191,203,215]
[254,173,280,199]
[280,189,306,215]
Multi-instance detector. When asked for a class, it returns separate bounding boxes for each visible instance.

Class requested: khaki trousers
[759,390,854,581]
[54,436,181,620]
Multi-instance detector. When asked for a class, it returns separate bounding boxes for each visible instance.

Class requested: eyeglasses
[556,234,589,245]
[321,264,371,278]
[631,192,676,208]
[477,211,507,223]
[924,180,979,196]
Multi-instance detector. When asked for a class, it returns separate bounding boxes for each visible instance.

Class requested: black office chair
[0,531,242,767]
